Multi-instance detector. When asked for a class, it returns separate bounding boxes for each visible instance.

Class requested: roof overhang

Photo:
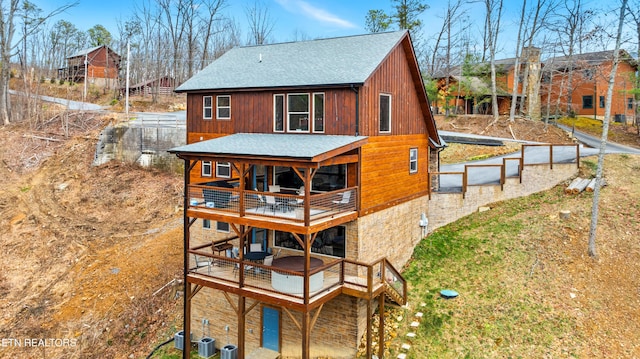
[169,133,368,167]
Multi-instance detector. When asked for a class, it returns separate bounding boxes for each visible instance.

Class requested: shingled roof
[175,31,408,92]
[169,133,368,163]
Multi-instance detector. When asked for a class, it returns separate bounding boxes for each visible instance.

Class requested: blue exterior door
[262,307,280,351]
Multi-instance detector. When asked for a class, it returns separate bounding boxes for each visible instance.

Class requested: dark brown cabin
[170,30,443,359]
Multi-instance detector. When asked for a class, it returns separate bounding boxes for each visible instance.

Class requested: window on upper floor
[274,94,284,132]
[217,95,230,119]
[216,162,231,178]
[288,93,309,132]
[202,161,212,177]
[379,93,391,133]
[582,95,593,109]
[203,96,213,120]
[273,93,327,133]
[628,98,634,110]
[599,96,605,108]
[409,148,418,173]
[313,93,324,132]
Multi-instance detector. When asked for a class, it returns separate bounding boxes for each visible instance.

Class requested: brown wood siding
[359,135,429,213]
[186,89,359,136]
[359,42,427,136]
[186,132,230,184]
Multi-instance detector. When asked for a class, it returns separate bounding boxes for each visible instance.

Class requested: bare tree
[507,0,527,122]
[0,0,76,125]
[245,0,274,45]
[199,0,227,69]
[626,0,640,132]
[429,0,465,115]
[549,0,595,120]
[481,0,503,124]
[588,0,627,258]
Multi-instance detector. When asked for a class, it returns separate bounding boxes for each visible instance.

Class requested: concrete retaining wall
[93,124,185,172]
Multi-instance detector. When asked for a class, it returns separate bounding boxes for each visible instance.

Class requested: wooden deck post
[238,296,246,359]
[378,294,385,359]
[302,310,311,359]
[366,299,372,359]
[183,282,192,359]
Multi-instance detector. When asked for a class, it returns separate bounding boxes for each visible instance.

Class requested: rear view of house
[170,30,442,359]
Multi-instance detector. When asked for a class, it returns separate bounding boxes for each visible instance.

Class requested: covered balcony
[170,133,368,232]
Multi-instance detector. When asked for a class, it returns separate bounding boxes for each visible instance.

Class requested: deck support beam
[378,294,385,359]
[238,295,246,359]
[366,299,373,359]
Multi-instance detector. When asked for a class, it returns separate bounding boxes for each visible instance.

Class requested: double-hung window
[288,94,310,132]
[203,96,213,119]
[313,93,324,132]
[216,162,231,178]
[379,94,391,133]
[409,148,418,173]
[202,161,212,177]
[217,95,230,119]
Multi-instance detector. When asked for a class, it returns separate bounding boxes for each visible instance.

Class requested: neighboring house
[541,50,637,122]
[433,47,543,116]
[57,45,121,89]
[434,48,638,122]
[169,30,443,359]
[120,76,175,96]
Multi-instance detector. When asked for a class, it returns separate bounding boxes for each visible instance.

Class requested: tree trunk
[588,0,627,258]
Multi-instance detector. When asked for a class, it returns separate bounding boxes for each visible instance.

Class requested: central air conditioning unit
[198,337,216,358]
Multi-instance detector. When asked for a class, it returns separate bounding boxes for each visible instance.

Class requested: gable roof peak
[176,30,409,92]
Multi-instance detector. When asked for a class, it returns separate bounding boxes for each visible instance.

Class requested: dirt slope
[0,113,184,358]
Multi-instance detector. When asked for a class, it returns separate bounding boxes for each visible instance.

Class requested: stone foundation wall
[190,288,359,358]
[357,196,430,269]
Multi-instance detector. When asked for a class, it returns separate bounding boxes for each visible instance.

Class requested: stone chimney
[523,47,542,121]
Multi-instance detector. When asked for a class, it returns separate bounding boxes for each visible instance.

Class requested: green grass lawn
[393,189,584,358]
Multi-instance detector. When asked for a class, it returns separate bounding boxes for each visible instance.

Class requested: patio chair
[332,190,351,205]
[231,248,255,277]
[264,194,280,214]
[263,255,274,266]
[193,254,212,274]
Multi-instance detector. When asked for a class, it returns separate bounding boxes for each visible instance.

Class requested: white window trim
[216,162,231,178]
[409,148,418,174]
[217,95,231,120]
[287,93,310,133]
[379,93,392,133]
[312,92,325,133]
[274,94,284,132]
[202,161,212,177]
[202,219,211,229]
[203,96,213,120]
